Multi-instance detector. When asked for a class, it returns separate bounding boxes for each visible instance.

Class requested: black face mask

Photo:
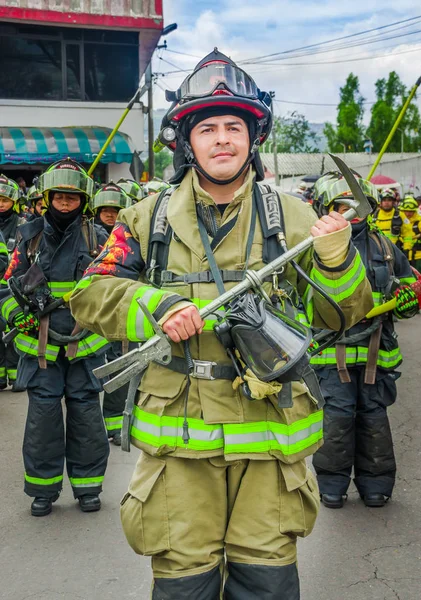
[0,207,15,220]
[351,219,367,236]
[47,203,83,233]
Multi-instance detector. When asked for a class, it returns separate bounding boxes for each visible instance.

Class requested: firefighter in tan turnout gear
[70,49,373,599]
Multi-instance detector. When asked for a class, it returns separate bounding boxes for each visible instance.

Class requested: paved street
[1,316,420,600]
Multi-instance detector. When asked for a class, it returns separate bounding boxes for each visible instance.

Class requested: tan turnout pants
[120,452,319,579]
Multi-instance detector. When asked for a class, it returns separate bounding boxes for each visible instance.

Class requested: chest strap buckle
[192,360,217,380]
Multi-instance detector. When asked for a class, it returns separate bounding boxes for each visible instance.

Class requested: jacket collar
[167,168,255,258]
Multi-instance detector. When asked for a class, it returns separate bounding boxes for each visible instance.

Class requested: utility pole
[269,91,280,186]
[146,62,154,180]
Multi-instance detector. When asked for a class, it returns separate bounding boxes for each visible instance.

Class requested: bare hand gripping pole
[93,153,371,395]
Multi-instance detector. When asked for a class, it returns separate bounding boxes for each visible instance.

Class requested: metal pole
[146,63,154,180]
[87,87,141,176]
[272,126,280,186]
[367,75,421,180]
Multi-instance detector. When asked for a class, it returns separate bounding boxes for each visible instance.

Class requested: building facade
[0,0,163,185]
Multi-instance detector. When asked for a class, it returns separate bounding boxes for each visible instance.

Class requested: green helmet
[313,171,378,217]
[38,158,94,210]
[91,182,129,214]
[27,184,43,204]
[144,178,171,196]
[116,178,145,205]
[401,197,418,211]
[0,174,21,213]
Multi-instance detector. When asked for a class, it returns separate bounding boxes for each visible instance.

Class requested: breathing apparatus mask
[215,293,312,392]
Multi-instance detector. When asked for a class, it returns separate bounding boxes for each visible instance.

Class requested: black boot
[78,495,101,512]
[321,493,346,509]
[112,432,122,446]
[31,493,59,517]
[362,493,388,508]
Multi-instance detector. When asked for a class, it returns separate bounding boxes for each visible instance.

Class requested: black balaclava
[0,206,15,221]
[47,203,83,234]
[351,219,367,237]
[170,106,265,185]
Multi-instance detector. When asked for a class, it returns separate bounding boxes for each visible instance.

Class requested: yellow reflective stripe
[2,296,19,321]
[311,252,366,302]
[25,473,63,485]
[127,286,167,341]
[0,242,8,255]
[131,406,224,451]
[15,333,60,361]
[48,281,76,298]
[191,298,225,331]
[223,411,323,455]
[310,346,402,369]
[105,416,123,431]
[74,277,92,291]
[69,333,109,359]
[131,407,322,457]
[69,476,104,487]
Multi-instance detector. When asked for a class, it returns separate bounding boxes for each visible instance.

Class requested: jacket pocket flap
[128,453,166,502]
[139,361,186,399]
[280,460,309,492]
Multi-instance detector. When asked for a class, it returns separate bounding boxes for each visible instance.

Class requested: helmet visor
[323,178,378,206]
[118,181,142,199]
[93,191,126,210]
[179,62,259,100]
[0,183,19,202]
[39,170,93,196]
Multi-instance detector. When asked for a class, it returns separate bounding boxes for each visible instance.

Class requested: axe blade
[329,153,373,219]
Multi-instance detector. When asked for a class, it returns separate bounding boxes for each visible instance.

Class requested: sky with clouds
[153,1,421,126]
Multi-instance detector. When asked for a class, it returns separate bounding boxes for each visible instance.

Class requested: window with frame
[0,23,139,102]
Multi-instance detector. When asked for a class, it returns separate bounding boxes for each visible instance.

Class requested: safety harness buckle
[192,360,217,380]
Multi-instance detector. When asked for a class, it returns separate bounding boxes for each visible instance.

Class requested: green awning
[0,126,135,165]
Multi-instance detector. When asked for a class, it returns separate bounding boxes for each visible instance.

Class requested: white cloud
[157,1,421,126]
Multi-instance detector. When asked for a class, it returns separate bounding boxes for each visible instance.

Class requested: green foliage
[367,71,421,152]
[324,73,366,152]
[144,149,173,179]
[262,111,320,153]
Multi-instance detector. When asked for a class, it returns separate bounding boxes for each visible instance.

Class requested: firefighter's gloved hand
[12,311,39,333]
[393,285,419,319]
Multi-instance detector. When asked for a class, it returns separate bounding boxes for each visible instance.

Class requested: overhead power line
[240,14,421,64]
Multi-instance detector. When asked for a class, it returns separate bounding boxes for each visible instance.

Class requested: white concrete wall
[0,99,144,151]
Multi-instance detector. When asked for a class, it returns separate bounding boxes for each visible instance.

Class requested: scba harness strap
[145,184,324,408]
[146,183,287,286]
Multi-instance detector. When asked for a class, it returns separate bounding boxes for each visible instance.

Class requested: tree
[367,71,421,152]
[324,73,365,152]
[144,148,173,179]
[263,111,320,153]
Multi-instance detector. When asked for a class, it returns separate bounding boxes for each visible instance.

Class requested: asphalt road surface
[1,316,420,600]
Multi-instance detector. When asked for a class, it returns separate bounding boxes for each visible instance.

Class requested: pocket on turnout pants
[120,452,170,555]
[279,460,320,538]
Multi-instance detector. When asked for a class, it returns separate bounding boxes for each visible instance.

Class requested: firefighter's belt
[162,356,236,381]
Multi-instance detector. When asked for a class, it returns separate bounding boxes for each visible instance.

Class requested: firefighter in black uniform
[92,182,136,445]
[0,159,110,517]
[311,173,418,508]
[0,174,26,389]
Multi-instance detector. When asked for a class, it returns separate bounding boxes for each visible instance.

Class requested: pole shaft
[272,126,280,186]
[87,107,131,176]
[146,63,155,180]
[367,80,420,180]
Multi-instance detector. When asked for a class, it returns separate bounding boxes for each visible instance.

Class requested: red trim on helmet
[172,100,266,122]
